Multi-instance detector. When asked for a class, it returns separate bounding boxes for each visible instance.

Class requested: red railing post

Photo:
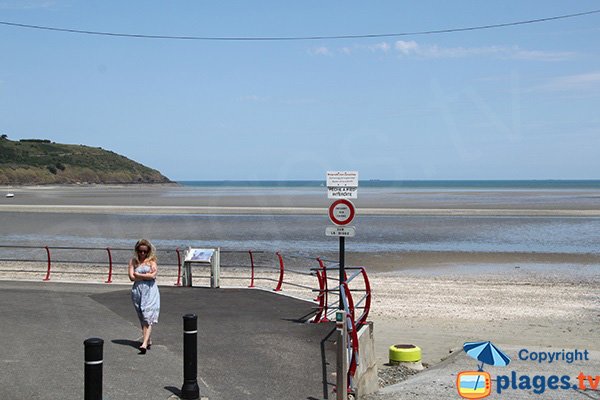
[316,257,330,322]
[314,270,322,301]
[248,250,255,288]
[43,246,51,281]
[175,248,182,286]
[312,270,325,323]
[274,252,284,292]
[105,247,113,283]
[343,281,355,322]
[341,282,360,393]
[346,309,359,386]
[356,267,372,327]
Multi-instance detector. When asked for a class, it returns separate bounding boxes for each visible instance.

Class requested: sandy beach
[1,184,599,382]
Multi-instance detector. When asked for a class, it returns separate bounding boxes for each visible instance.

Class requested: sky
[1,1,599,181]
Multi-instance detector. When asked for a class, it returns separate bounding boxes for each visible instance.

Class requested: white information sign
[327,171,358,199]
[326,226,356,237]
[185,248,215,262]
[327,171,358,187]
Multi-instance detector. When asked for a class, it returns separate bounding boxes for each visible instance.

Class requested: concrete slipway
[0,280,337,400]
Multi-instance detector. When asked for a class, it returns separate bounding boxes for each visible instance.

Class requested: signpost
[327,172,358,400]
[326,172,358,310]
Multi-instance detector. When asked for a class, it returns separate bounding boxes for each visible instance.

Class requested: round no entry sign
[328,199,356,226]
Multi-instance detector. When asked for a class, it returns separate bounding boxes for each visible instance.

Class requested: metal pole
[182,261,192,287]
[339,236,345,309]
[181,314,200,400]
[175,247,182,286]
[84,337,103,400]
[336,311,348,400]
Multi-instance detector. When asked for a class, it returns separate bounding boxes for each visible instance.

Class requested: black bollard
[181,314,200,400]
[84,337,104,400]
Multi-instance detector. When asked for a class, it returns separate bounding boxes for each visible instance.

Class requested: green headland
[0,136,171,185]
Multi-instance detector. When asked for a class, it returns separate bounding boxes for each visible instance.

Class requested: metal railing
[339,281,360,395]
[309,258,372,396]
[0,244,371,325]
[0,244,182,284]
[311,261,372,328]
[0,245,341,297]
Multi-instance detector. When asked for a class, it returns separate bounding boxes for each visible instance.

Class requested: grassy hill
[0,137,172,185]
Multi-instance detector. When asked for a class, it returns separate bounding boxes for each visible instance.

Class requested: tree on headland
[0,134,7,140]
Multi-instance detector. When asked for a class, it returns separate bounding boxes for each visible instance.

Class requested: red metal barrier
[342,283,360,390]
[346,311,360,384]
[312,270,325,323]
[356,267,371,327]
[248,250,256,288]
[314,270,323,302]
[0,244,190,284]
[344,279,356,321]
[315,258,330,322]
[43,246,51,281]
[274,252,284,291]
[105,247,113,283]
[175,248,182,286]
[314,265,371,327]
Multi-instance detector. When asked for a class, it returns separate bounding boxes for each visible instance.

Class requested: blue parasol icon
[463,341,511,371]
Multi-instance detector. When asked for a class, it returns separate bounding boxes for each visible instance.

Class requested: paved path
[0,281,337,400]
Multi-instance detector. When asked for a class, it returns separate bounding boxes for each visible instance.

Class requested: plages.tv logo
[456,341,511,399]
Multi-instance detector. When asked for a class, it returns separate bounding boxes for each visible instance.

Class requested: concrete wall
[354,322,378,398]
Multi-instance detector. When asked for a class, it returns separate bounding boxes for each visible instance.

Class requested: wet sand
[2,184,600,214]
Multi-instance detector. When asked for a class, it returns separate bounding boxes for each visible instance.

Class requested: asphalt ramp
[0,281,337,400]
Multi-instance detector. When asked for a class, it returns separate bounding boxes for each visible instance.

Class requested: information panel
[327,171,358,199]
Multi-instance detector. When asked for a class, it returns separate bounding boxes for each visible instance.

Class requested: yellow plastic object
[389,344,422,364]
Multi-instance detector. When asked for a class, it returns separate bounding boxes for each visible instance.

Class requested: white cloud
[369,42,391,53]
[310,40,575,62]
[395,40,419,55]
[393,41,575,61]
[538,72,600,92]
[511,49,576,62]
[309,46,332,56]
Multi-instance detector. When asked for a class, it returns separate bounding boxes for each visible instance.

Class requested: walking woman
[128,239,160,354]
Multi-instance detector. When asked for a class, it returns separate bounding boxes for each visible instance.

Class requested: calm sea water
[3,213,599,255]
[1,180,600,257]
[179,180,600,189]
